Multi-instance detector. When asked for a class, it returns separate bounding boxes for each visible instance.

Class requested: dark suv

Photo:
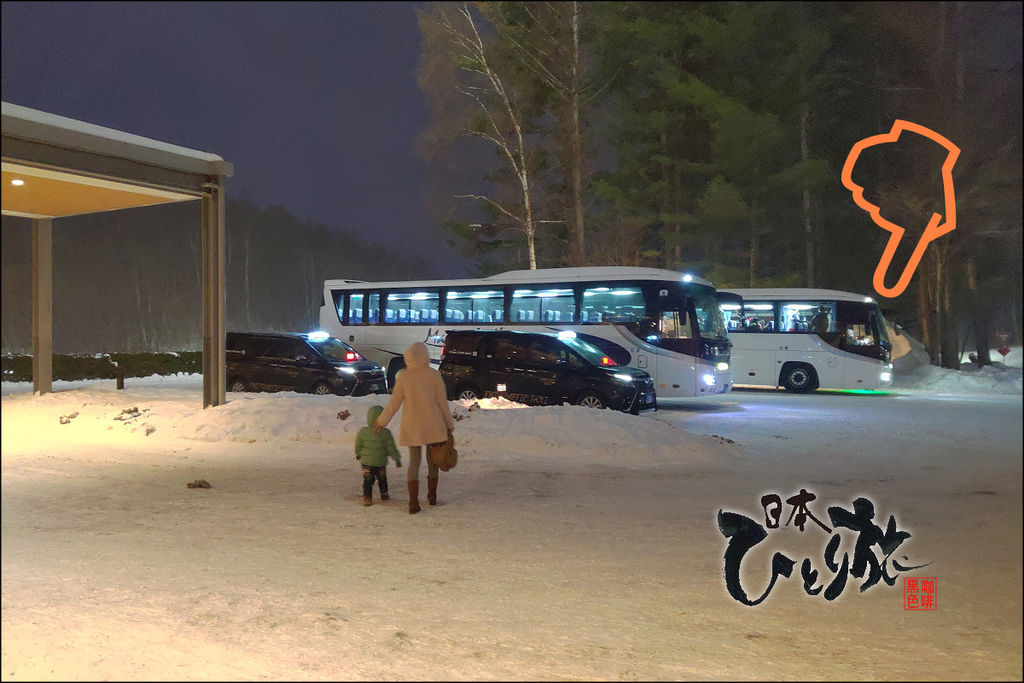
[439,330,656,414]
[226,331,387,396]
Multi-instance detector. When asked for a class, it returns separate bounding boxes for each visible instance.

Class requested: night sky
[1,1,468,275]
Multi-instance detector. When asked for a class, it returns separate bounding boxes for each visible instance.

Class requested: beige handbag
[428,431,458,471]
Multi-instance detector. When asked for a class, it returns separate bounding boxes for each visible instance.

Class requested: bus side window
[367,293,380,324]
[348,293,365,325]
[740,302,775,332]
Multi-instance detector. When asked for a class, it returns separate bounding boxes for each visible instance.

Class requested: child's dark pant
[362,465,388,497]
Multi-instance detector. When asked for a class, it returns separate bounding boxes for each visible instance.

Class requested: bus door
[737,302,779,386]
[647,308,699,394]
[838,304,885,389]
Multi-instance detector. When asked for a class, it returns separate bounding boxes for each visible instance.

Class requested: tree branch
[454,193,526,227]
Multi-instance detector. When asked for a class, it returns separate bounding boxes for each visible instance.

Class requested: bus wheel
[576,392,607,409]
[781,363,817,393]
[456,386,480,401]
[386,358,406,393]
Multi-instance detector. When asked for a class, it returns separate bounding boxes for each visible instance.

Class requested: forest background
[2,1,1020,369]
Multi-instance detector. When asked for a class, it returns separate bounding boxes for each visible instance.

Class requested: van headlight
[335,366,357,375]
[613,373,634,383]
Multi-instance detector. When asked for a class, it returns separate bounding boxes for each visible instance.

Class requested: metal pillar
[201,182,226,408]
[32,217,53,396]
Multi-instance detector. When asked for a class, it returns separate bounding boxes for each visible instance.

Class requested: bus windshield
[819,302,891,361]
[691,284,729,341]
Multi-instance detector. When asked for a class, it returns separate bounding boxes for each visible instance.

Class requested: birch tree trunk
[441,4,539,269]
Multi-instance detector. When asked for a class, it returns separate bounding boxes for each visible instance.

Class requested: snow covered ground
[2,362,1021,680]
[893,345,1022,395]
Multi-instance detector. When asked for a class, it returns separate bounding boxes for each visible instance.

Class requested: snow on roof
[2,101,232,177]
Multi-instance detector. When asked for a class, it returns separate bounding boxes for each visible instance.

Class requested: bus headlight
[702,373,717,386]
[880,371,892,383]
[716,362,729,372]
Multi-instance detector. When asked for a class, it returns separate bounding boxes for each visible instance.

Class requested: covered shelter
[1,101,233,407]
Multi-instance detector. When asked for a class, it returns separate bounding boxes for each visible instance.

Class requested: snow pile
[893,349,1023,395]
[1,375,724,469]
[887,322,931,373]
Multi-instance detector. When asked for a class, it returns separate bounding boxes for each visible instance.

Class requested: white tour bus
[319,267,733,399]
[718,288,894,392]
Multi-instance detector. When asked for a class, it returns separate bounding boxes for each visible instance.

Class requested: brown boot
[362,495,372,506]
[427,476,438,506]
[408,480,421,514]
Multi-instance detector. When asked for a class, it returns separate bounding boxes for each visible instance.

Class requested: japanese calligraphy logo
[717,491,932,606]
[841,120,960,299]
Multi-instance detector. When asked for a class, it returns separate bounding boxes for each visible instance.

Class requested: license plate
[643,393,654,404]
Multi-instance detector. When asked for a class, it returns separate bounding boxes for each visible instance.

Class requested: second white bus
[319,266,734,399]
[718,288,894,392]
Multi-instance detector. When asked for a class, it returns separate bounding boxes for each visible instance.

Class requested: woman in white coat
[374,342,455,514]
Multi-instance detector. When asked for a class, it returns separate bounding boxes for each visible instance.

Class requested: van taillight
[346,351,360,361]
[601,356,617,366]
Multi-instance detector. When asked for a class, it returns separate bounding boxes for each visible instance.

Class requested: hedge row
[1,352,203,383]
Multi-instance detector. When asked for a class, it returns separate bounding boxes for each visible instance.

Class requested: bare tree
[426,2,543,269]
[489,1,596,266]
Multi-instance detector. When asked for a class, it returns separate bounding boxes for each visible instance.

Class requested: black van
[226,331,387,396]
[439,330,656,414]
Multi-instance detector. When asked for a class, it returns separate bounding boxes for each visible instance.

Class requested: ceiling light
[11,179,25,186]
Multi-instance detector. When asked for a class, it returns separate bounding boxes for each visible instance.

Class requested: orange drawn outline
[841,120,960,299]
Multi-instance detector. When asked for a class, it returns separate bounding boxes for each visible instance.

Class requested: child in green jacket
[355,405,402,506]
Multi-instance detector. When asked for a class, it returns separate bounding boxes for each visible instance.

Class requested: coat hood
[403,342,431,369]
[366,404,384,426]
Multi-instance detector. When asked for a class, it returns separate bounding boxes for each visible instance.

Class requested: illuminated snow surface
[2,357,1021,680]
